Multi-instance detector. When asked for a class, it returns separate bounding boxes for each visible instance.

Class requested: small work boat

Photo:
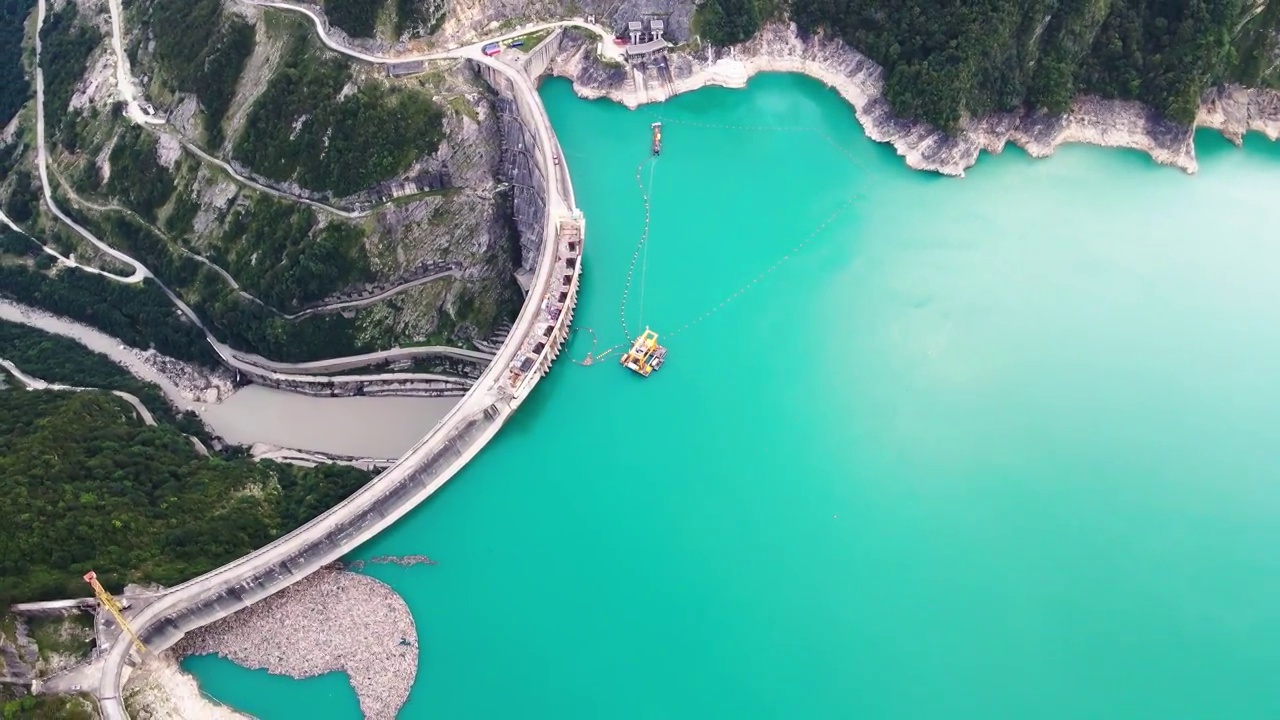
[620,328,666,377]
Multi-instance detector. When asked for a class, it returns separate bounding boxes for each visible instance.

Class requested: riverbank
[552,22,1280,177]
[0,299,462,457]
[173,566,418,720]
[0,299,235,407]
[248,442,397,471]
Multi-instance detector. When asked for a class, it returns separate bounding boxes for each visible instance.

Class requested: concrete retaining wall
[248,376,471,398]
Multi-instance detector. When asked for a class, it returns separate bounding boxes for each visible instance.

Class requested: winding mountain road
[0,207,117,278]
[45,167,472,327]
[34,0,149,283]
[1,358,158,426]
[177,138,375,219]
[27,0,496,384]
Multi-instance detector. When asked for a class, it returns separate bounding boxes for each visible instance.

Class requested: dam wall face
[473,54,573,272]
[527,30,577,209]
[522,28,564,80]
[478,61,548,273]
[511,216,584,401]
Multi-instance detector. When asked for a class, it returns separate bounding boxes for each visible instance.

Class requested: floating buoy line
[572,113,871,371]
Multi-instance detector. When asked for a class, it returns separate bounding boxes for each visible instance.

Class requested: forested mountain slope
[702,0,1280,130]
[0,321,372,605]
[1,0,522,365]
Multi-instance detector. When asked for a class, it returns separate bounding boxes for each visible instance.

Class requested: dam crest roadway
[26,10,614,717]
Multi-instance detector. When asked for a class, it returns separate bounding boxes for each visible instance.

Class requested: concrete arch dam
[83,22,591,720]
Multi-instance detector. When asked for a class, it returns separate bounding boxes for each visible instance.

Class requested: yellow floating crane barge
[620,328,666,377]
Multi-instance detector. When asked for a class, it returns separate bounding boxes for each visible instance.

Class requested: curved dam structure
[83,24,590,719]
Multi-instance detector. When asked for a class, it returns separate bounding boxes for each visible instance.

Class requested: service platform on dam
[504,214,584,394]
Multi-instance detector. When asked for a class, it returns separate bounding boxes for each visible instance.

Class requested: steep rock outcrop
[1197,85,1280,144]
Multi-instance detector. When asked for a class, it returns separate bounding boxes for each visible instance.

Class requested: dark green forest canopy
[211,197,373,311]
[0,262,218,367]
[140,0,255,144]
[703,0,1280,130]
[0,0,37,128]
[395,0,444,36]
[0,388,372,605]
[4,169,40,225]
[0,320,187,426]
[9,208,377,363]
[324,0,383,38]
[39,2,100,141]
[105,124,175,222]
[234,32,446,196]
[0,694,93,720]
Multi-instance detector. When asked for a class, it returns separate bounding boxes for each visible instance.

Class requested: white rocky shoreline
[551,22,1280,178]
[54,15,1280,720]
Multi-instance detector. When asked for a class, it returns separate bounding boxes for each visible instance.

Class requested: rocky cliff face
[1197,85,1280,144]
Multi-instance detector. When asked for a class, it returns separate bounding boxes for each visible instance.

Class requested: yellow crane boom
[84,571,147,657]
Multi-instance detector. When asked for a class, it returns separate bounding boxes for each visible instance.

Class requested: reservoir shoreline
[551,22,1280,177]
[175,35,1280,720]
[27,12,1280,716]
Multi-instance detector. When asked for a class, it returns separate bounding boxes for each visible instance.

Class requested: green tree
[788,0,1262,130]
[699,0,762,46]
[0,384,372,606]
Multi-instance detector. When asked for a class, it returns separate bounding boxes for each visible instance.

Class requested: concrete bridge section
[9,598,100,616]
[81,15,592,720]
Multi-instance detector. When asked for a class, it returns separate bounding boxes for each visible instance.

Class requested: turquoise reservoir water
[187,74,1280,719]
